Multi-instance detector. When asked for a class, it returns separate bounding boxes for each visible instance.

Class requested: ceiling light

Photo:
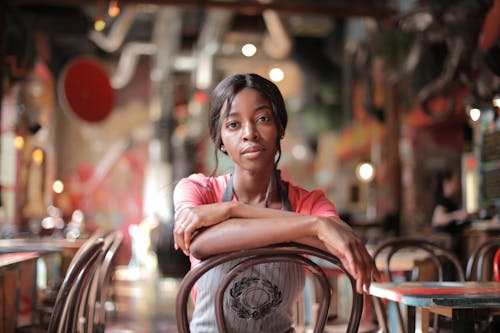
[108,1,120,17]
[493,94,500,108]
[469,107,481,122]
[14,135,24,150]
[32,148,44,165]
[94,16,106,31]
[269,68,284,82]
[52,180,64,194]
[356,162,375,183]
[241,43,257,57]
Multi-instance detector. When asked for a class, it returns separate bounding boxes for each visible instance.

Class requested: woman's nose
[242,122,258,141]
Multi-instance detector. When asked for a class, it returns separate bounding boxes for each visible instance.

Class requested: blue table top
[370,281,500,309]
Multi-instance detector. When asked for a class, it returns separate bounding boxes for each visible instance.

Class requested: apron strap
[222,176,234,202]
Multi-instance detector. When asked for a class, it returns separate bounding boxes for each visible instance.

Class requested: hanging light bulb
[241,43,257,57]
[269,68,284,82]
[493,94,500,108]
[108,1,120,17]
[52,180,64,194]
[14,135,24,150]
[469,107,481,122]
[356,162,375,183]
[32,148,44,165]
[94,15,106,31]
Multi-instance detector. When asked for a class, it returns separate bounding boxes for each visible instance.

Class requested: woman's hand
[174,202,233,255]
[316,217,380,294]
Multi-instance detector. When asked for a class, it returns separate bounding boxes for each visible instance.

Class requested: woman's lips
[241,146,264,158]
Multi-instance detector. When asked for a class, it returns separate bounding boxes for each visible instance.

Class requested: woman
[173,73,377,332]
[432,169,468,229]
[432,168,470,257]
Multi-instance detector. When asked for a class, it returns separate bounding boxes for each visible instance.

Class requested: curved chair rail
[176,242,363,333]
[371,236,465,333]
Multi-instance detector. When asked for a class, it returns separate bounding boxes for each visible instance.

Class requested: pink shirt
[173,172,339,267]
[173,173,339,331]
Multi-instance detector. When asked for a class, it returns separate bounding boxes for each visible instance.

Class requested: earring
[220,146,226,153]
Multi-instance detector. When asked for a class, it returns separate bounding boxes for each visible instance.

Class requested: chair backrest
[371,236,465,333]
[90,230,124,333]
[372,236,465,282]
[74,230,124,333]
[176,243,363,333]
[465,237,500,281]
[47,236,105,333]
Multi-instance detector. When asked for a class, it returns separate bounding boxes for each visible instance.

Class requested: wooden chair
[17,230,123,333]
[465,238,500,332]
[77,230,124,333]
[465,237,500,281]
[16,236,105,333]
[371,236,465,333]
[53,238,105,333]
[39,236,106,333]
[176,243,364,333]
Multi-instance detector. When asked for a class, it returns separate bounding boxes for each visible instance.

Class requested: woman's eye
[225,121,239,129]
[257,115,270,122]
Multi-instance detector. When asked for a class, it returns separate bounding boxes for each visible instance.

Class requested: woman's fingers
[335,236,375,294]
[174,207,207,255]
[349,241,368,294]
[174,210,191,255]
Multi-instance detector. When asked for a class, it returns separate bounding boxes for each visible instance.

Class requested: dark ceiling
[7,1,396,18]
[3,1,396,79]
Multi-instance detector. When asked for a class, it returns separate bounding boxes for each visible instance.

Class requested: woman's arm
[188,213,317,258]
[432,205,468,227]
[186,208,377,293]
[174,201,301,252]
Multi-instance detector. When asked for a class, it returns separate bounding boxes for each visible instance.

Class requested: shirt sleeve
[306,189,338,217]
[173,173,213,221]
[287,183,338,217]
[172,174,214,301]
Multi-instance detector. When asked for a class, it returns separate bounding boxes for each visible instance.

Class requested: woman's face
[444,172,461,198]
[220,88,279,173]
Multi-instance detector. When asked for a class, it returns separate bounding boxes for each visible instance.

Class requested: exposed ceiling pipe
[111,42,157,89]
[88,5,149,53]
[262,9,292,59]
[195,8,233,90]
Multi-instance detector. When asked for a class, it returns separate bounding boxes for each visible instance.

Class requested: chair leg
[372,297,389,333]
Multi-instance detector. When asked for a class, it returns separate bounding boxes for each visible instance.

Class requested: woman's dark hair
[208,73,288,173]
[435,168,455,199]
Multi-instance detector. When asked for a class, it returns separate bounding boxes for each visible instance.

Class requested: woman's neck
[232,169,279,207]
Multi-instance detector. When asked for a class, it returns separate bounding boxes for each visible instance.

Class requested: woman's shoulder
[173,173,231,205]
[286,180,328,200]
[285,180,337,216]
[176,173,230,193]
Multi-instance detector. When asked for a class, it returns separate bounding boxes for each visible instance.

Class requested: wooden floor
[105,265,180,333]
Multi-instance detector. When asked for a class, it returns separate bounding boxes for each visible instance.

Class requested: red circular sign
[59,57,115,123]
